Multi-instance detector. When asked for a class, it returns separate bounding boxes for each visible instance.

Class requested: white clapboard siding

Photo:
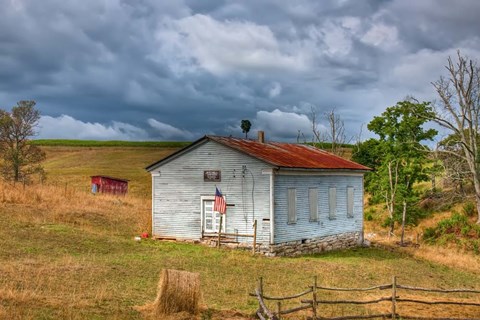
[152,140,273,243]
[274,175,363,244]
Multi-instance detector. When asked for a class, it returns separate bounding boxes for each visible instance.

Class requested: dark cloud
[1,0,479,141]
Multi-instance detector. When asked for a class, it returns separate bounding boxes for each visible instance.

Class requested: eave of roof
[145,136,208,171]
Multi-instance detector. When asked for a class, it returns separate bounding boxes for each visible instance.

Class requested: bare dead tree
[309,107,349,155]
[436,136,471,196]
[325,109,348,156]
[431,51,480,224]
[310,106,322,145]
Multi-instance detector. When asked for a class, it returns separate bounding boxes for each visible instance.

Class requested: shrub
[423,212,480,253]
[364,209,375,221]
[462,201,476,217]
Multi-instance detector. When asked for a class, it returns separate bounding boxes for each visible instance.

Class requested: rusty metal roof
[146,135,370,171]
[207,136,369,171]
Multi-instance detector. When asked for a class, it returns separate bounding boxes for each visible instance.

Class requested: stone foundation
[199,231,363,257]
[265,231,363,257]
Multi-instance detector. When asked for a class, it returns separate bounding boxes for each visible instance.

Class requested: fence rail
[202,220,258,254]
[251,276,480,320]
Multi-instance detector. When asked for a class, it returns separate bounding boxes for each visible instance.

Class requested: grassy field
[1,145,480,319]
[31,139,191,148]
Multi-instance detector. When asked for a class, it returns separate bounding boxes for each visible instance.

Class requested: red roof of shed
[90,175,129,183]
[146,135,370,171]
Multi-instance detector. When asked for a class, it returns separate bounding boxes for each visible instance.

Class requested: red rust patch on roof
[208,136,369,171]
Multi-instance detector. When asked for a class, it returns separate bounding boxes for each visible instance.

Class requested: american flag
[214,187,226,214]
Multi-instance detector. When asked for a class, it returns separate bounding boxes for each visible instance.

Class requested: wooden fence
[251,276,480,320]
[202,220,258,254]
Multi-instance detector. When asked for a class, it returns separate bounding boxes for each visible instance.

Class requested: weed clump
[423,212,480,254]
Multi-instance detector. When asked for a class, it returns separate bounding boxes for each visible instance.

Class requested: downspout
[269,168,275,245]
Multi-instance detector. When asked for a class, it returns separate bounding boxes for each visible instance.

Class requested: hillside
[0,144,479,319]
[41,146,177,198]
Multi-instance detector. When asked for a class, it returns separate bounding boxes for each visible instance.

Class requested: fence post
[253,220,257,254]
[276,301,282,320]
[259,277,264,297]
[312,276,318,320]
[257,277,264,319]
[217,215,223,248]
[392,275,397,320]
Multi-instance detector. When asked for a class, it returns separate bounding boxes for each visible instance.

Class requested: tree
[351,138,382,194]
[0,100,46,182]
[429,51,480,224]
[358,101,437,242]
[309,107,348,155]
[326,109,347,155]
[240,119,251,139]
[436,133,471,195]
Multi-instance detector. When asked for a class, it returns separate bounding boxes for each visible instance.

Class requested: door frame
[200,195,225,236]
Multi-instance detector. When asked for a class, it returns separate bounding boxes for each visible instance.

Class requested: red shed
[91,176,129,195]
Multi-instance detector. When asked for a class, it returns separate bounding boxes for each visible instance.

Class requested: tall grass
[0,181,151,235]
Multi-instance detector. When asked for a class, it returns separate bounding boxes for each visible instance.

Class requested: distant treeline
[30,139,191,148]
[307,142,355,149]
[31,139,355,149]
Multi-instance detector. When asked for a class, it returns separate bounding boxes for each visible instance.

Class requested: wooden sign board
[204,170,221,182]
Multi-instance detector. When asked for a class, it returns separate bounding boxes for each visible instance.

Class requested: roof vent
[258,131,265,143]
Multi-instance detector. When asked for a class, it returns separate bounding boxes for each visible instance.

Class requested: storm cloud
[1,0,480,141]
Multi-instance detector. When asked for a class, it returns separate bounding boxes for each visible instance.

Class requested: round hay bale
[152,269,201,317]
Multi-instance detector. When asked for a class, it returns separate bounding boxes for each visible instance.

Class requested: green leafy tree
[0,101,46,182]
[240,119,251,139]
[351,138,382,194]
[356,101,437,242]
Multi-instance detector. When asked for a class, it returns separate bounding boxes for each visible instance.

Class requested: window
[287,188,296,224]
[347,186,354,218]
[329,187,336,219]
[309,188,318,222]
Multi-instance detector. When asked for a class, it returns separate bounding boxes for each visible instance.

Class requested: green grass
[2,203,480,319]
[31,139,191,148]
[1,144,480,319]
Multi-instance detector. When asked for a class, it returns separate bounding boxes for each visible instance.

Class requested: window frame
[287,188,297,224]
[347,186,354,218]
[328,187,336,220]
[309,187,319,222]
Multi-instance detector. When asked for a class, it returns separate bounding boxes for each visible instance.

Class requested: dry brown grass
[0,181,151,235]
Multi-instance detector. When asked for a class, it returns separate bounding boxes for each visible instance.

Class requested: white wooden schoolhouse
[146,132,370,256]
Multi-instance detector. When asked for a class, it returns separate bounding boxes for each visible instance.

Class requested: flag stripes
[214,187,226,214]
